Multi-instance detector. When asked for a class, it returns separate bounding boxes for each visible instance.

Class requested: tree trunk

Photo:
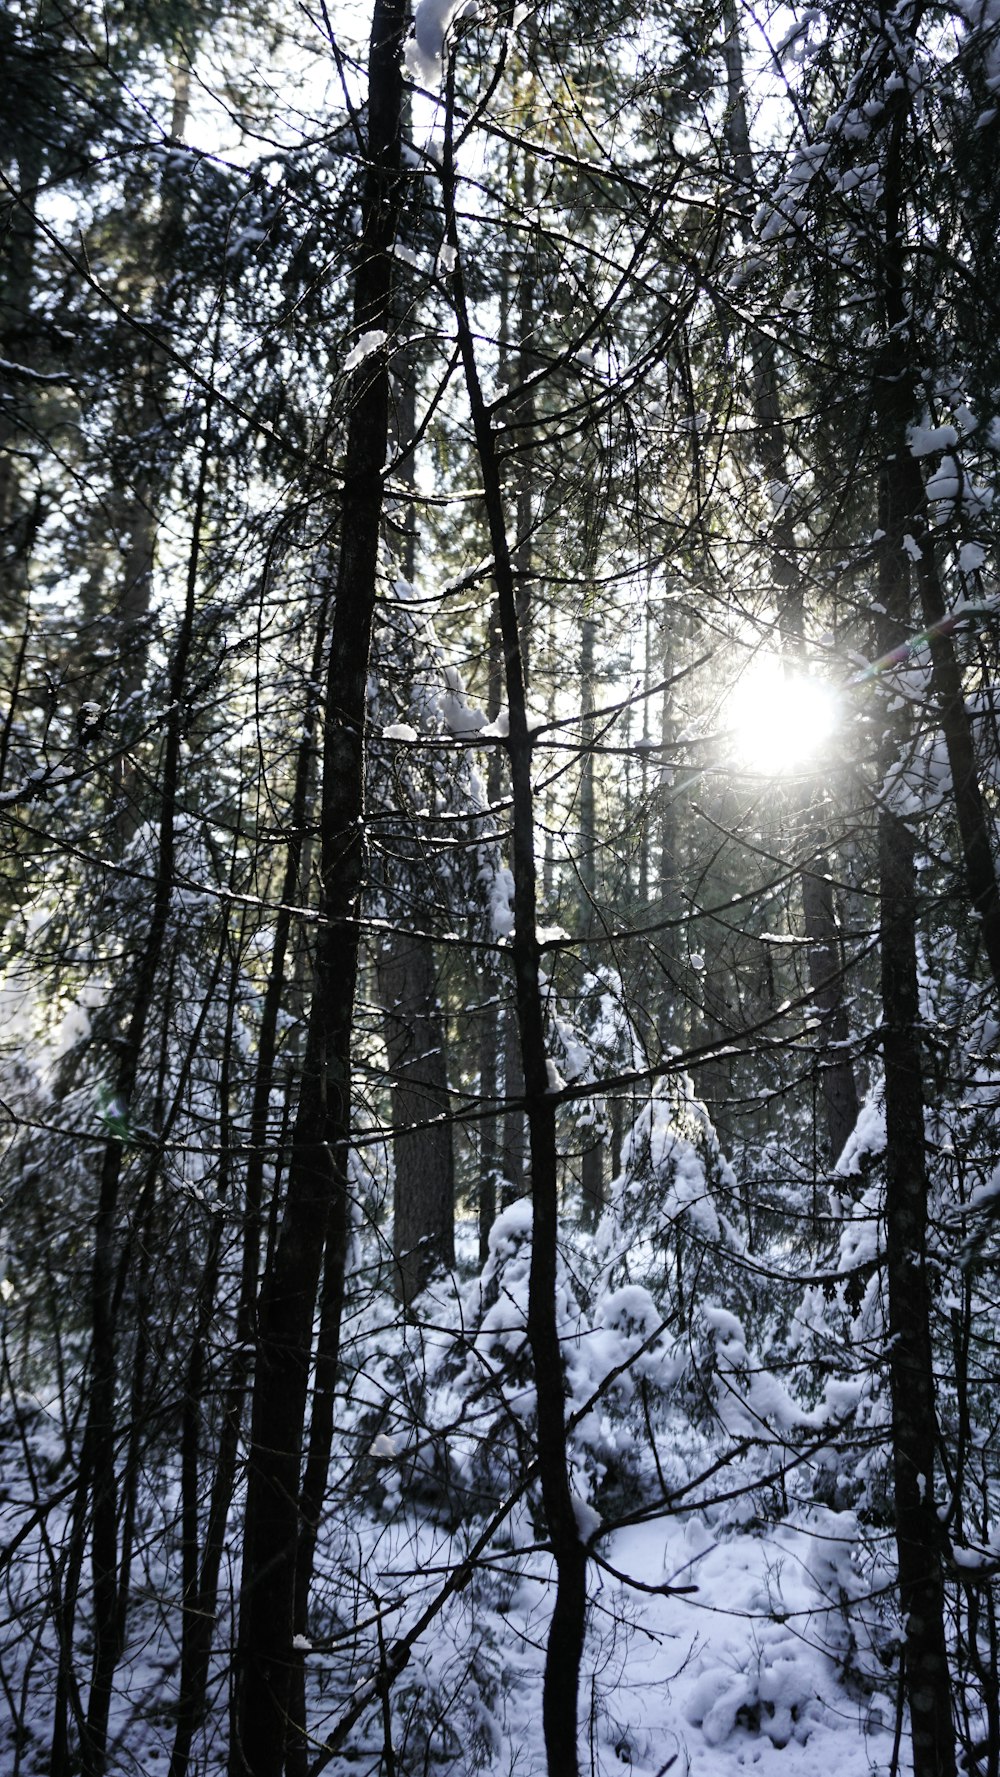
[230,0,405,1765]
[108,65,192,843]
[58,380,216,1777]
[578,611,604,1226]
[0,127,45,627]
[445,70,587,1773]
[377,927,456,1304]
[887,453,1000,1005]
[168,590,330,1777]
[800,854,857,1163]
[478,956,501,1262]
[655,600,681,1056]
[479,594,505,1256]
[511,78,537,692]
[502,1001,527,1201]
[879,791,956,1777]
[375,257,456,1308]
[495,101,537,1208]
[875,103,956,1769]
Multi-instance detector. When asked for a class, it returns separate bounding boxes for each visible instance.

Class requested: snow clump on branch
[405,0,478,86]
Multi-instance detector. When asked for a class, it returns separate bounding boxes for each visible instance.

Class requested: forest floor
[1,1200,906,1777]
[1,1401,905,1777]
[303,1511,900,1777]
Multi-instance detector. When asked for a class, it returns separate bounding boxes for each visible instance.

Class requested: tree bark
[0,126,45,626]
[375,279,456,1308]
[577,613,604,1226]
[229,0,405,1765]
[107,64,192,843]
[878,790,956,1777]
[445,68,587,1774]
[479,595,505,1257]
[502,994,528,1200]
[377,927,456,1304]
[887,450,1000,1006]
[478,989,501,1261]
[655,600,681,1056]
[874,100,956,1775]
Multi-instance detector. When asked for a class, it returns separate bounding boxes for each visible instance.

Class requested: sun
[724,656,839,776]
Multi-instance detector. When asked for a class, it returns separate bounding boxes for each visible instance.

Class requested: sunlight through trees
[2,1,1000,1773]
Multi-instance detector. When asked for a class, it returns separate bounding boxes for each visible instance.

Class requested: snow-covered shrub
[423,1201,597,1526]
[544,964,643,1216]
[585,1078,761,1477]
[343,1197,692,1538]
[684,1629,823,1749]
[681,1505,894,1751]
[596,1073,747,1303]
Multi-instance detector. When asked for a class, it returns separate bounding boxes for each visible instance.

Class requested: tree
[4,1,1000,1774]
[230,0,407,1759]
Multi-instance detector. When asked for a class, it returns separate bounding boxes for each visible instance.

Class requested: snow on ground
[0,1403,903,1777]
[1,1212,902,1775]
[591,1516,895,1777]
[292,1493,899,1777]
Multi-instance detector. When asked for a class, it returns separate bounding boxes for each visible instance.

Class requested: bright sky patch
[725,656,839,776]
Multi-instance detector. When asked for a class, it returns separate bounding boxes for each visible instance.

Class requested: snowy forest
[2,0,1000,1772]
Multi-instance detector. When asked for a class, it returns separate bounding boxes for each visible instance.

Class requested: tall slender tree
[230,0,407,1765]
